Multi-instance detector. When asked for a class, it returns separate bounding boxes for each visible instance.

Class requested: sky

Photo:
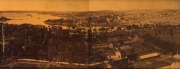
[0,0,179,11]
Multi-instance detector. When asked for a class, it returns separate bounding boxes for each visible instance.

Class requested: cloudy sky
[0,0,179,11]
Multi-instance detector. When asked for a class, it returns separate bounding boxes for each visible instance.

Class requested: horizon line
[0,9,179,12]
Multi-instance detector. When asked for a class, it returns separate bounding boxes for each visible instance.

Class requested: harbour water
[0,13,60,26]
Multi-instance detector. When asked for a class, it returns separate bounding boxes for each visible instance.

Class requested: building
[106,49,122,60]
[158,49,180,69]
[139,52,160,60]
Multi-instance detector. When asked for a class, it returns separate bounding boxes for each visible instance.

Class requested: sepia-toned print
[0,0,180,68]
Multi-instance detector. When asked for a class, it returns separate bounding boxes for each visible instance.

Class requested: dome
[173,49,180,60]
[173,54,180,60]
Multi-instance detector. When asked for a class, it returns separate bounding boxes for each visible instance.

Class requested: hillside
[121,9,180,24]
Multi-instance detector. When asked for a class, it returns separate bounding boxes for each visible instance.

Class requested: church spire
[177,49,179,55]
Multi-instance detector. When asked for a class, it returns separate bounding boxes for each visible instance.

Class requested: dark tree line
[0,23,89,63]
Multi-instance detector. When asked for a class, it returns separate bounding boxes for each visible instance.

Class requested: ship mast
[2,24,5,52]
[88,13,93,65]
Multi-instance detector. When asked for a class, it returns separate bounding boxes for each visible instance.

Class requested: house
[158,62,180,69]
[109,51,121,60]
[158,50,180,69]
[119,46,133,58]
[106,49,122,60]
[92,43,113,49]
[124,35,142,44]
